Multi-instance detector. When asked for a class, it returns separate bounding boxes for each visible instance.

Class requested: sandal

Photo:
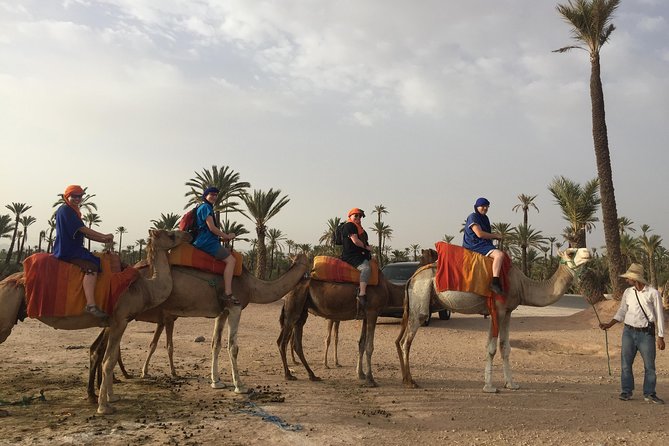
[85,304,108,319]
[218,294,241,306]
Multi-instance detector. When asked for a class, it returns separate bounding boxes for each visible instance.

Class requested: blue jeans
[621,325,657,396]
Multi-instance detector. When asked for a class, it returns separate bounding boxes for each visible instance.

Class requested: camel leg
[289,328,299,364]
[117,349,132,379]
[397,306,422,388]
[88,329,106,403]
[333,320,340,367]
[483,315,500,393]
[97,318,128,415]
[164,317,178,377]
[356,319,367,380]
[292,318,321,381]
[324,320,334,368]
[141,322,165,378]
[225,305,246,393]
[210,313,227,389]
[499,311,519,390]
[362,314,378,387]
[0,283,23,344]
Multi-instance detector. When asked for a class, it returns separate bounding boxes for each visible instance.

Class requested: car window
[382,264,419,281]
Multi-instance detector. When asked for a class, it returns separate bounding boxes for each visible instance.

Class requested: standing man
[600,263,665,404]
[340,208,373,319]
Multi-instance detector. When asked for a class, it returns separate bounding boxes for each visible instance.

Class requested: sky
[1,0,668,256]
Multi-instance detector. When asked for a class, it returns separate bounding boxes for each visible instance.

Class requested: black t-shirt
[341,221,370,267]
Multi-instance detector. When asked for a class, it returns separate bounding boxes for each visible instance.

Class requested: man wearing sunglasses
[341,208,373,319]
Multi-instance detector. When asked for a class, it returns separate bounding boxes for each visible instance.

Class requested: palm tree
[409,244,421,261]
[135,238,147,261]
[639,230,663,288]
[220,220,249,250]
[16,215,36,263]
[619,233,640,267]
[184,165,250,226]
[38,230,46,252]
[442,234,455,243]
[370,221,393,266]
[512,194,539,266]
[510,224,546,275]
[46,217,55,253]
[4,203,32,265]
[241,188,290,279]
[372,204,389,261]
[150,212,180,230]
[115,226,127,257]
[555,0,625,297]
[83,212,102,251]
[548,176,600,248]
[617,216,635,236]
[267,228,286,277]
[491,222,515,253]
[0,215,14,241]
[319,217,343,256]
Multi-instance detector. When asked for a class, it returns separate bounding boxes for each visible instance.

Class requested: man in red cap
[53,185,114,319]
[340,208,373,319]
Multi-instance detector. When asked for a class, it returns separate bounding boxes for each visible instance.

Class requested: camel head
[145,229,192,261]
[557,247,592,269]
[289,252,309,269]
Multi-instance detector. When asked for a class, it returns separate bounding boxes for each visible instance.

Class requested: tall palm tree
[617,216,635,236]
[512,194,539,266]
[0,215,14,241]
[184,165,250,226]
[241,188,290,279]
[83,212,102,251]
[150,212,180,230]
[135,238,147,261]
[220,220,249,250]
[4,202,32,265]
[510,224,546,275]
[491,222,515,253]
[639,230,663,288]
[115,226,127,257]
[16,215,36,263]
[548,176,600,248]
[619,233,640,267]
[372,204,389,261]
[38,230,46,253]
[267,228,286,277]
[555,0,625,297]
[319,217,342,255]
[370,221,393,266]
[409,244,421,261]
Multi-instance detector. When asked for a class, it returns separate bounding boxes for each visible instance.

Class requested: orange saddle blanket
[168,244,243,276]
[434,242,510,299]
[311,256,379,286]
[22,253,139,318]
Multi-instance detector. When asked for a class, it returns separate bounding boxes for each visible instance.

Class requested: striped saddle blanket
[167,243,243,276]
[21,252,139,318]
[310,256,379,286]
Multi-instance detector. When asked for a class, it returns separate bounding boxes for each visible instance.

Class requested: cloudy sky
[1,0,668,256]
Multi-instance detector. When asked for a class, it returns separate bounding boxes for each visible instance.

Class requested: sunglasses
[70,194,83,199]
[352,214,362,218]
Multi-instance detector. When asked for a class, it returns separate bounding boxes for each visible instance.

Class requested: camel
[277,270,408,387]
[87,253,310,400]
[396,247,592,393]
[0,229,192,414]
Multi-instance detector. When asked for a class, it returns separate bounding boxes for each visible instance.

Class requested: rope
[234,400,303,431]
[0,390,46,406]
[588,301,612,376]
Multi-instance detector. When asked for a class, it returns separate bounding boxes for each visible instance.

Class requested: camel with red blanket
[396,245,591,393]
[87,251,310,401]
[0,229,191,415]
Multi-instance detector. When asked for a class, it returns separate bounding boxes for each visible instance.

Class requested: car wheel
[422,312,431,327]
[438,309,451,320]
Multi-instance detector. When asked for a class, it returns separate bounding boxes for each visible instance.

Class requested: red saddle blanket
[167,244,243,276]
[434,242,510,299]
[22,253,139,318]
[311,256,379,286]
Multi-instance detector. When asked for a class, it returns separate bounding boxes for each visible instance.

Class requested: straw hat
[620,263,648,285]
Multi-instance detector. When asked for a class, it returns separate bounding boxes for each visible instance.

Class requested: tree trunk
[255,226,267,279]
[590,54,626,298]
[4,221,19,265]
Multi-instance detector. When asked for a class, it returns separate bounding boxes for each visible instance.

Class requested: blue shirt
[192,202,221,256]
[463,211,495,255]
[53,204,101,270]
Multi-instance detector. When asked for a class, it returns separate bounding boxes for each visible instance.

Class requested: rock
[194,336,205,343]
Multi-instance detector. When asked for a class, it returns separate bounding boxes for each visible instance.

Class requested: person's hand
[103,234,114,243]
[599,321,612,330]
[658,337,665,351]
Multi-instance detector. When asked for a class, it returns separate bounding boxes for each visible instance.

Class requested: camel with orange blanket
[396,246,592,393]
[0,229,191,415]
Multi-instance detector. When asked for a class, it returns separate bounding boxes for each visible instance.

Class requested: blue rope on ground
[235,401,303,432]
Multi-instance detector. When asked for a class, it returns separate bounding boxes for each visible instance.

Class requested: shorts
[215,246,231,260]
[65,258,99,274]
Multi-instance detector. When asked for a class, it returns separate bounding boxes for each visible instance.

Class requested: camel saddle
[311,256,379,286]
[167,244,243,276]
[21,252,139,318]
[433,242,510,300]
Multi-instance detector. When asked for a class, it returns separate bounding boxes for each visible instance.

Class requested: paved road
[514,294,592,317]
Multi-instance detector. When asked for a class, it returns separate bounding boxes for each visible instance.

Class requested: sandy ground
[1,298,668,446]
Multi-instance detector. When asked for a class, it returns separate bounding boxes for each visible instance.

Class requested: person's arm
[470,224,502,240]
[205,216,236,240]
[79,226,113,244]
[350,233,372,251]
[599,319,619,330]
[601,294,628,330]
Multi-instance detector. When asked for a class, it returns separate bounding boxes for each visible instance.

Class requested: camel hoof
[505,383,520,390]
[335,363,342,368]
[285,374,297,381]
[108,394,121,403]
[309,375,322,382]
[211,380,226,389]
[87,395,98,405]
[363,380,378,388]
[233,386,247,394]
[96,404,115,415]
[140,373,151,379]
[483,386,499,393]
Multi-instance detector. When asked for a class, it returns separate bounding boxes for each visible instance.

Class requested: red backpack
[178,206,200,240]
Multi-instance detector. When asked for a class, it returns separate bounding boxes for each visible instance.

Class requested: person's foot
[218,294,241,307]
[85,304,108,319]
[619,392,632,401]
[644,394,664,404]
[490,282,504,296]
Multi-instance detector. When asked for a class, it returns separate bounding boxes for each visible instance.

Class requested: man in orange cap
[340,208,373,319]
[53,185,114,319]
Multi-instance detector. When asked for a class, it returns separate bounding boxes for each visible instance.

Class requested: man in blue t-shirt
[192,186,239,307]
[463,197,505,295]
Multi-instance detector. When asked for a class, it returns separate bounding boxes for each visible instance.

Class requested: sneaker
[85,305,108,319]
[218,294,241,307]
[490,283,504,296]
[644,394,665,404]
[619,392,632,401]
